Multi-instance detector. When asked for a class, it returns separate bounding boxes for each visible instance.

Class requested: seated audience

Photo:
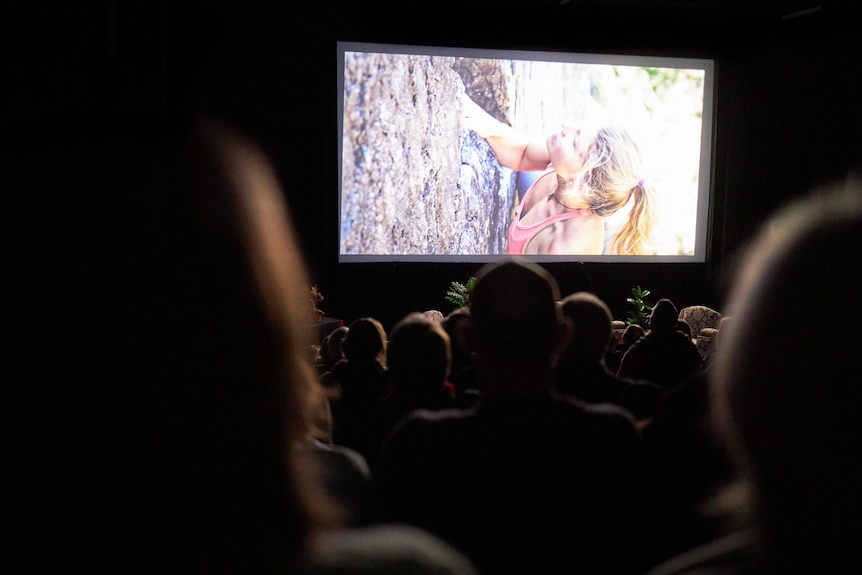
[441,306,482,404]
[330,312,458,476]
[555,292,628,401]
[316,325,349,379]
[421,309,445,323]
[378,257,648,575]
[555,291,663,423]
[323,317,391,431]
[617,298,703,390]
[385,312,458,412]
[606,322,645,373]
[647,176,862,574]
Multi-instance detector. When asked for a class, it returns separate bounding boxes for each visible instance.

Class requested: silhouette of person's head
[442,307,473,364]
[342,317,387,366]
[621,323,646,346]
[559,291,614,362]
[469,257,563,360]
[466,257,567,397]
[711,175,862,572]
[387,312,452,394]
[648,298,679,333]
[79,120,330,570]
[327,325,350,363]
[421,309,445,324]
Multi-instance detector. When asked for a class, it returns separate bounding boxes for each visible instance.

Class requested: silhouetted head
[647,298,678,333]
[387,312,451,391]
[326,325,350,363]
[442,307,472,344]
[102,120,327,569]
[712,175,862,569]
[469,257,562,359]
[342,317,387,365]
[559,291,613,362]
[621,323,645,346]
[421,309,445,324]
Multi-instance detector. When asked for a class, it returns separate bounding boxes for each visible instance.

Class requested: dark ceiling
[300,0,847,53]
[319,0,836,20]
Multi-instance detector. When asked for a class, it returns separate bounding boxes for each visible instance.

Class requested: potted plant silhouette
[626,285,653,328]
[445,276,477,310]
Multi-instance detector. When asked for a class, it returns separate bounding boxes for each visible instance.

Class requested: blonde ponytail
[607,180,656,255]
[578,125,656,255]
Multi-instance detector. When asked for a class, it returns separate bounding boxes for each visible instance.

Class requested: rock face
[340,51,590,257]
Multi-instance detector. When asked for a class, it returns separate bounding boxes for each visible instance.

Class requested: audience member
[327,325,350,364]
[605,322,645,373]
[378,257,648,575]
[385,312,458,411]
[21,121,477,574]
[647,176,862,574]
[617,298,703,390]
[322,317,391,428]
[555,292,662,423]
[441,306,482,404]
[555,293,621,394]
[315,326,348,376]
[421,309,445,324]
[330,312,458,476]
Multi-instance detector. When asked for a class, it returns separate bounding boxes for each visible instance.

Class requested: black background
[8,1,860,327]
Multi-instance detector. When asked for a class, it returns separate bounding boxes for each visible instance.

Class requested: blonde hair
[577,125,657,255]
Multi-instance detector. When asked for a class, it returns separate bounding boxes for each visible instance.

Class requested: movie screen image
[338,42,714,263]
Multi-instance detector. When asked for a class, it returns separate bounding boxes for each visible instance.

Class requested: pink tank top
[507,168,588,254]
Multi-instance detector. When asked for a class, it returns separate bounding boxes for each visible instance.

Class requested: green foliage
[445,277,477,309]
[626,285,653,327]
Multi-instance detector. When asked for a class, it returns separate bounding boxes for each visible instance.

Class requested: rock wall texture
[340,52,590,256]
